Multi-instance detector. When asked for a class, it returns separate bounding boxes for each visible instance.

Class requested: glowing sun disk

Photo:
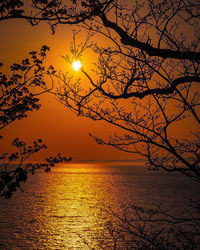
[72,60,82,71]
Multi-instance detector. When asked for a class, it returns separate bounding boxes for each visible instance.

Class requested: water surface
[0,163,199,249]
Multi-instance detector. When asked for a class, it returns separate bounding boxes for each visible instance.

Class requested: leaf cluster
[0,47,71,199]
[0,138,71,198]
[0,46,55,130]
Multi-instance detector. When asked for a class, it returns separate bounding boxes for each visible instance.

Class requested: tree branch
[93,76,200,100]
[99,13,200,61]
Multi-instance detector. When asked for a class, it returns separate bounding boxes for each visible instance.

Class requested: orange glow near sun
[72,60,82,71]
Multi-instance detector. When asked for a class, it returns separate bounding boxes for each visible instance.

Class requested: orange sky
[0,18,133,162]
[1,7,199,164]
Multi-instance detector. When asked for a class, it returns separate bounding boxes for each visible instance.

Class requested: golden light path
[33,163,120,248]
[72,60,82,71]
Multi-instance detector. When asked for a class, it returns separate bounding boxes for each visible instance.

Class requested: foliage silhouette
[54,1,200,247]
[0,0,200,248]
[0,45,54,129]
[0,47,71,198]
[55,0,200,183]
[0,137,71,198]
[81,204,200,249]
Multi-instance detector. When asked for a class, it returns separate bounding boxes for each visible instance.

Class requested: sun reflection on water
[1,163,197,249]
[31,163,124,248]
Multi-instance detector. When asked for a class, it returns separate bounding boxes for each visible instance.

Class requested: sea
[0,163,200,249]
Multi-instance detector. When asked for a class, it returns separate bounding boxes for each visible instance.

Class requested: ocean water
[0,163,199,249]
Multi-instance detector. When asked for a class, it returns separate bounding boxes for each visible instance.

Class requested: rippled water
[0,163,199,249]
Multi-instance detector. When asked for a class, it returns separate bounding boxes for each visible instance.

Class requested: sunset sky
[0,17,133,162]
[0,2,199,249]
[1,2,198,165]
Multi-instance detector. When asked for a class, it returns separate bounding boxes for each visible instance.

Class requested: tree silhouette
[52,2,200,246]
[56,0,200,182]
[85,204,200,249]
[0,0,113,33]
[0,47,71,198]
[1,0,200,247]
[0,45,54,129]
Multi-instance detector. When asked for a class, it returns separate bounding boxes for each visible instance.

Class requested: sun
[72,60,82,71]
